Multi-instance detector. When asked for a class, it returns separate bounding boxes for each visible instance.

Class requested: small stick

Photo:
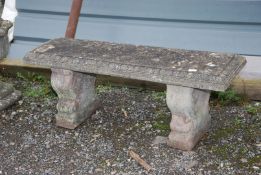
[121,108,128,118]
[129,150,153,172]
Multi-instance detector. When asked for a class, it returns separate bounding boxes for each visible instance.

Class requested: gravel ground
[0,75,260,175]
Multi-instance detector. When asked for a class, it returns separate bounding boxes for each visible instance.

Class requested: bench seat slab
[24,38,246,91]
[51,68,99,129]
[166,85,210,150]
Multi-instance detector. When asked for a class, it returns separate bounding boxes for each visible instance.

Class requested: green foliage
[16,72,56,98]
[211,126,237,140]
[152,121,170,132]
[16,72,25,80]
[248,155,261,167]
[16,72,45,82]
[152,109,171,135]
[96,84,112,94]
[0,75,4,81]
[210,144,238,160]
[151,91,166,101]
[208,113,260,169]
[24,83,55,98]
[211,89,245,106]
[245,104,260,115]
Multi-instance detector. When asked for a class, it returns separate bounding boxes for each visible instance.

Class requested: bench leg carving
[166,85,211,150]
[51,68,99,129]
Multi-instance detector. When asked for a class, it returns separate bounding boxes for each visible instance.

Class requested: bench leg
[166,85,211,150]
[51,68,99,129]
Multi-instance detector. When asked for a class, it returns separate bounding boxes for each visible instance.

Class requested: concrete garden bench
[24,38,246,150]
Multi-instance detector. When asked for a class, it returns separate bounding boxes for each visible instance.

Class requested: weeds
[245,104,260,115]
[16,72,45,82]
[0,75,4,81]
[96,84,112,94]
[16,72,56,98]
[151,91,166,101]
[211,89,246,106]
[152,109,171,135]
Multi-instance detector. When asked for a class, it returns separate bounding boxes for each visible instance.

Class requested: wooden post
[65,0,83,38]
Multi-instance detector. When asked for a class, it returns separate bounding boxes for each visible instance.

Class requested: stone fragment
[152,136,168,145]
[206,62,216,67]
[253,166,260,170]
[188,69,197,72]
[185,160,198,170]
[240,158,248,163]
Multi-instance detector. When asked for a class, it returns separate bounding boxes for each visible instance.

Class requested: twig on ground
[121,108,128,118]
[128,150,153,172]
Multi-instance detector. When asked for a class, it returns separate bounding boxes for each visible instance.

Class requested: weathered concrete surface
[0,19,12,59]
[166,85,211,151]
[0,82,21,111]
[51,68,100,129]
[24,38,246,91]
